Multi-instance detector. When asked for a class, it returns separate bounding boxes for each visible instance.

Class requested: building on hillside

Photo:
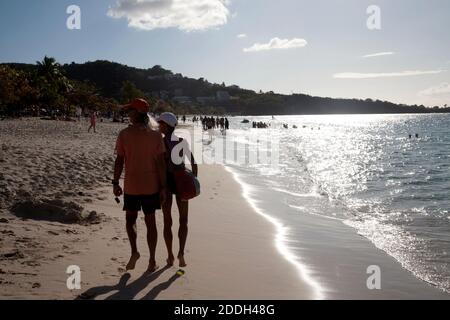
[150,90,169,100]
[172,96,192,105]
[196,96,216,106]
[174,89,184,96]
[216,91,230,102]
[160,90,169,100]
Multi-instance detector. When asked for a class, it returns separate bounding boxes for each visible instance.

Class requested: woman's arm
[183,141,198,177]
[191,153,198,177]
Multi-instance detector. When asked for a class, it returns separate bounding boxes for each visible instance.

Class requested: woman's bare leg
[176,197,189,267]
[162,195,175,266]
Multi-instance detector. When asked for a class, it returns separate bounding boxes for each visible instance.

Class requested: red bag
[174,169,201,201]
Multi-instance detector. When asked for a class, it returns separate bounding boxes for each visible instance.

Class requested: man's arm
[183,141,198,177]
[113,155,124,196]
[113,155,125,183]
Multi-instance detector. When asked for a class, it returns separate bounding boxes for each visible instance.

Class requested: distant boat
[241,119,250,124]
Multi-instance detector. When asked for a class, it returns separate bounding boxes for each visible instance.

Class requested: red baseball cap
[122,98,150,113]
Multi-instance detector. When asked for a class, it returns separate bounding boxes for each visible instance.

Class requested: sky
[0,0,449,107]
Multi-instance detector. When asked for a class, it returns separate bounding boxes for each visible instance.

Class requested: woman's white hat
[157,112,178,128]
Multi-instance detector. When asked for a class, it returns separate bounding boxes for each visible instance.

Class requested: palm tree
[36,56,62,80]
[35,56,71,113]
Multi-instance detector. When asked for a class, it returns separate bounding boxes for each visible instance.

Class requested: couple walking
[112,99,198,272]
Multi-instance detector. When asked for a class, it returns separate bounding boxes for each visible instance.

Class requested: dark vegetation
[1,57,449,118]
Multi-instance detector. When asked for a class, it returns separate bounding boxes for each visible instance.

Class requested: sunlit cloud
[243,37,308,53]
[334,70,446,79]
[107,0,230,32]
[418,82,450,96]
[363,52,395,58]
[237,33,247,39]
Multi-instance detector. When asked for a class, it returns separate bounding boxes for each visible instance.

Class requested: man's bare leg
[176,198,189,268]
[144,213,159,272]
[125,211,140,270]
[162,195,175,266]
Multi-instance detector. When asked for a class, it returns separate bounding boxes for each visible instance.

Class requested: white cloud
[334,70,446,79]
[363,52,395,58]
[107,0,230,32]
[243,37,308,53]
[418,83,450,96]
[237,33,247,39]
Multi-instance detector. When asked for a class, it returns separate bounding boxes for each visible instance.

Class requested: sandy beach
[0,118,448,300]
[0,118,310,299]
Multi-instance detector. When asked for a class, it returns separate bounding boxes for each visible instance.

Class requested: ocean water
[214,114,450,294]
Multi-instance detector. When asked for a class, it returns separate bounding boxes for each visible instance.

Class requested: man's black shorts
[123,193,161,214]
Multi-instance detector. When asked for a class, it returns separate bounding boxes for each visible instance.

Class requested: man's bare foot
[166,255,175,267]
[147,261,159,273]
[178,254,187,267]
[126,252,140,271]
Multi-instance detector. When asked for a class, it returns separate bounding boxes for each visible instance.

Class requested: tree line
[1,57,449,118]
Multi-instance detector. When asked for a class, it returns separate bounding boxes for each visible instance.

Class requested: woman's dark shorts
[123,193,161,214]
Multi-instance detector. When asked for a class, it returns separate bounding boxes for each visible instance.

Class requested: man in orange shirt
[113,99,167,273]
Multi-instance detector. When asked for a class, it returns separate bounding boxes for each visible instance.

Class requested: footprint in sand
[32,283,41,289]
[22,260,40,267]
[2,250,24,260]
[1,230,15,236]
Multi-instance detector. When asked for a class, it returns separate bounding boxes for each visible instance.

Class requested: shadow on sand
[76,266,180,300]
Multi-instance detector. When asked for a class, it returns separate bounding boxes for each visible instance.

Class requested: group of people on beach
[252,121,270,129]
[112,99,198,272]
[200,116,230,132]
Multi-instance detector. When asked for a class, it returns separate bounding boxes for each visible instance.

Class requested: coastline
[224,164,449,299]
[0,118,448,299]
